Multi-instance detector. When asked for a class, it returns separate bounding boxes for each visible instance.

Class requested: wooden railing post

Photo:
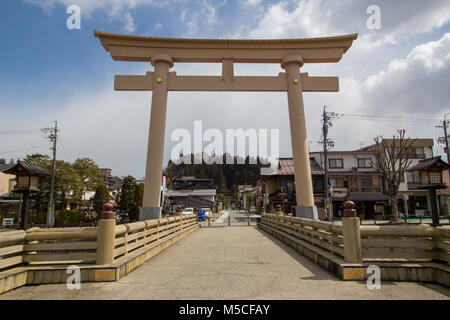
[96,203,116,265]
[342,201,362,263]
[276,205,283,216]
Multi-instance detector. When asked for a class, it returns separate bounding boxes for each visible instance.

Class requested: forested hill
[163,154,269,194]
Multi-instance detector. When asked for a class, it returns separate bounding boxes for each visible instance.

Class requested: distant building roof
[0,164,15,173]
[277,158,324,175]
[408,156,450,172]
[329,171,382,176]
[3,161,49,176]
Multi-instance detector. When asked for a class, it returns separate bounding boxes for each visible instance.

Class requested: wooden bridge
[0,204,449,299]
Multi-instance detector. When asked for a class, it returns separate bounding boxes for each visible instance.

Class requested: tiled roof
[277,158,324,175]
[328,171,381,176]
[408,156,449,172]
[3,161,49,176]
[0,164,14,173]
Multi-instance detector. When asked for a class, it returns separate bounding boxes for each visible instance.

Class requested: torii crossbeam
[94,30,357,220]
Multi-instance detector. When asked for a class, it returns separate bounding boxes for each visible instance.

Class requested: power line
[341,115,440,123]
[0,128,42,135]
[0,144,49,155]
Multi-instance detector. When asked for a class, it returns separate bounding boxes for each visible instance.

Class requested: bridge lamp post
[5,161,49,230]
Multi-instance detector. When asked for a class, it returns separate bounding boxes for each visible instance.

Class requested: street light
[4,161,49,230]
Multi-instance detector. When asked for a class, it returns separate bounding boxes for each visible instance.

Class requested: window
[29,176,38,189]
[356,176,372,186]
[413,147,425,159]
[429,172,441,184]
[312,178,324,193]
[330,178,346,188]
[407,171,420,183]
[394,147,425,159]
[357,158,372,168]
[329,158,343,169]
[17,176,29,188]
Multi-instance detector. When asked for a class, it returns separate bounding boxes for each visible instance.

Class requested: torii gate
[94,30,357,220]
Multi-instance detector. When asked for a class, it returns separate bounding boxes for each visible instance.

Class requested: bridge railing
[0,211,198,272]
[360,224,450,263]
[260,214,345,258]
[22,227,98,265]
[0,230,26,271]
[259,205,450,264]
[113,214,198,260]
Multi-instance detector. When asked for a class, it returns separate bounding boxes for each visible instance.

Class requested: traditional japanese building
[165,177,217,210]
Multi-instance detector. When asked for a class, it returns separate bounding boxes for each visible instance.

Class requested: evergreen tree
[118,176,139,221]
[93,184,110,215]
[73,158,103,200]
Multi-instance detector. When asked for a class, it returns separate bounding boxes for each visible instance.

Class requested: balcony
[348,186,382,193]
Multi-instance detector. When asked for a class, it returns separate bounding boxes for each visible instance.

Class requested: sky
[1,0,450,179]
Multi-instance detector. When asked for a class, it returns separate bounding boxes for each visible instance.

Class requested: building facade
[165,177,217,212]
[311,151,388,219]
[260,157,325,215]
[360,139,435,217]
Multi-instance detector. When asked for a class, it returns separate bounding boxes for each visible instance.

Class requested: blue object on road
[197,210,206,221]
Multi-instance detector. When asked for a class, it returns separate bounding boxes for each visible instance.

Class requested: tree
[93,184,110,215]
[118,176,139,222]
[373,130,416,222]
[73,158,103,201]
[136,183,144,208]
[0,158,5,164]
[54,160,83,210]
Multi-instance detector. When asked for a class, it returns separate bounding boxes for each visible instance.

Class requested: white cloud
[246,0,262,5]
[246,0,450,48]
[9,0,450,176]
[122,12,136,32]
[23,0,157,32]
[361,33,450,115]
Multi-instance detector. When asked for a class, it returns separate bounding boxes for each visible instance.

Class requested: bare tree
[372,130,416,222]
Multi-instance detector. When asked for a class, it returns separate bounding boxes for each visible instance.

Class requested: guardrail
[360,224,450,263]
[260,214,344,258]
[23,227,98,265]
[114,215,197,260]
[0,205,199,272]
[0,230,26,271]
[259,203,450,265]
[258,202,450,285]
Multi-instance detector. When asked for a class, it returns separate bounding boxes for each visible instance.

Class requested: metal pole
[47,121,57,228]
[429,188,440,226]
[444,116,449,164]
[20,192,30,230]
[322,107,331,221]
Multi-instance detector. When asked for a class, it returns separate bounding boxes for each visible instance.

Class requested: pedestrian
[322,208,328,221]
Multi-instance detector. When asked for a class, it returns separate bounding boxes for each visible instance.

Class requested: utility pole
[42,121,58,228]
[319,106,339,221]
[436,112,450,164]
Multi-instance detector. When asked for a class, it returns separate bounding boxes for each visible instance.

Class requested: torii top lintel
[93,30,357,64]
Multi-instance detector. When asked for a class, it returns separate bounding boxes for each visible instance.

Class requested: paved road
[199,210,259,227]
[1,226,449,300]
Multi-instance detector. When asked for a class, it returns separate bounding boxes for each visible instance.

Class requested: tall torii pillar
[282,55,317,218]
[141,54,173,220]
[93,30,357,220]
